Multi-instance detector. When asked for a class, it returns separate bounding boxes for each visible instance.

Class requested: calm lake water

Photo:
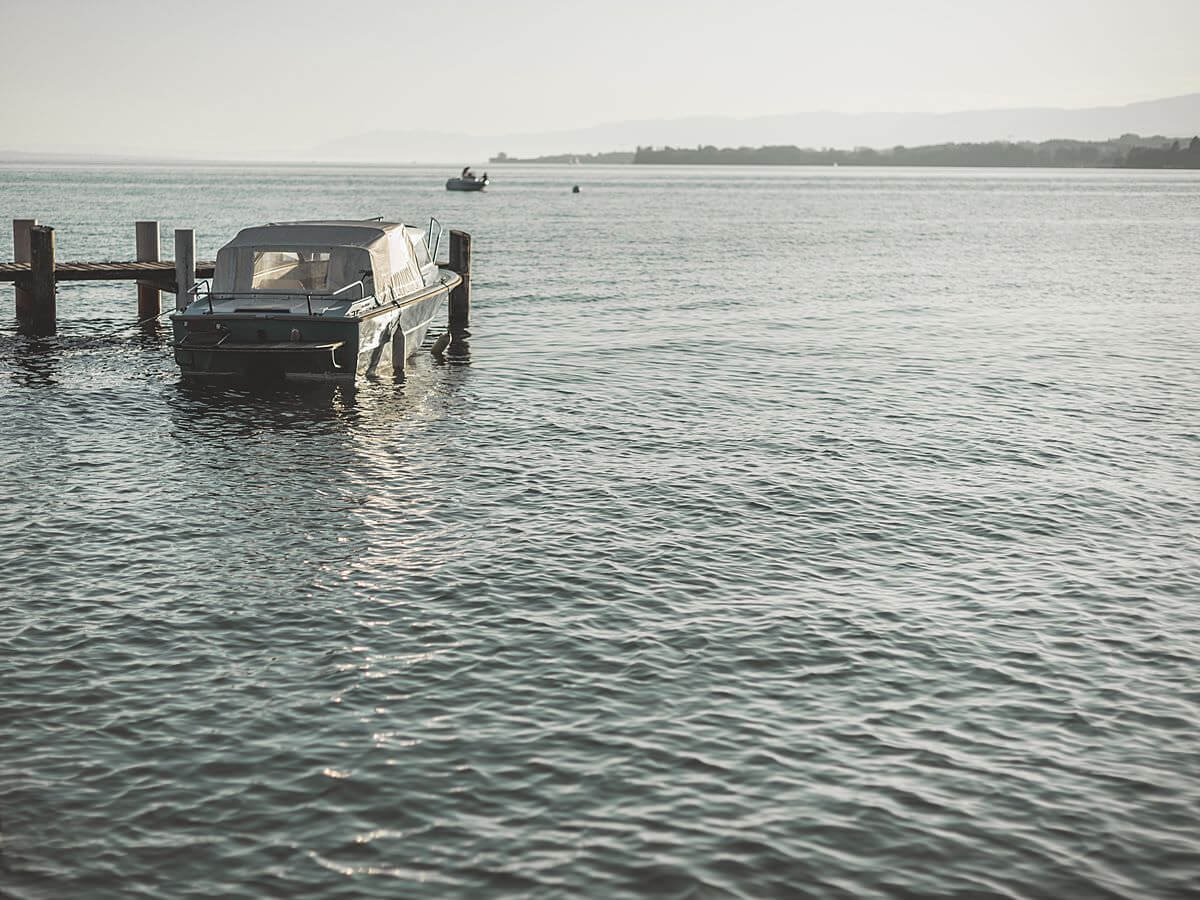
[1,164,1198,899]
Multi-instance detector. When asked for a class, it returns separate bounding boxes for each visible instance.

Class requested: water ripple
[1,164,1199,898]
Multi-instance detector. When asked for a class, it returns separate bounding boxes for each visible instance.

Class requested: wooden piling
[447,230,471,336]
[26,226,56,336]
[174,228,195,311]
[135,220,160,320]
[12,218,38,328]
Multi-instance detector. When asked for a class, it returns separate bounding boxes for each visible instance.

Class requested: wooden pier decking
[0,261,215,283]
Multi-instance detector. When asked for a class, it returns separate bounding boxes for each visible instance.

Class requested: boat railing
[427,216,444,263]
[187,278,214,313]
[330,279,368,301]
[186,281,345,316]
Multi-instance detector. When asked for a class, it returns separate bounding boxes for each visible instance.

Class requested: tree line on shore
[1121,137,1200,168]
[630,135,1200,168]
[490,151,635,164]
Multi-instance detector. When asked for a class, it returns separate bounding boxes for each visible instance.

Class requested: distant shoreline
[489,151,638,165]
[493,135,1200,169]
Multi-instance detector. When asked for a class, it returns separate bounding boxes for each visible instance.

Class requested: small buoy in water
[572,185,580,193]
[431,332,451,356]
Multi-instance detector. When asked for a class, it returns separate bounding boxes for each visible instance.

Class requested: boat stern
[171,314,359,382]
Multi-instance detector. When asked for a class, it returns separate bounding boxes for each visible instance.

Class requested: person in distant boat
[481,171,488,182]
[460,166,469,178]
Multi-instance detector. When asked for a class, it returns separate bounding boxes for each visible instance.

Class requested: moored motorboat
[171,218,460,383]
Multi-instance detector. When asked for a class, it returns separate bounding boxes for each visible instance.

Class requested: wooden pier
[4,220,472,349]
[0,260,216,283]
[2,219,215,335]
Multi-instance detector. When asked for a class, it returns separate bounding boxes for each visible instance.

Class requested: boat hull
[445,178,487,191]
[171,285,448,383]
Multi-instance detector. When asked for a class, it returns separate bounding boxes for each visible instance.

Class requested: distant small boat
[446,175,488,191]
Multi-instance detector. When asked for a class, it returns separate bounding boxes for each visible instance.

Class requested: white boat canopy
[211,220,427,301]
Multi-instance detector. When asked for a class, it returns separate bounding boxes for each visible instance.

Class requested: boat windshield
[223,245,373,295]
[251,249,331,292]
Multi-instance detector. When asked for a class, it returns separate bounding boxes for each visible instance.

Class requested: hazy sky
[1,0,1197,155]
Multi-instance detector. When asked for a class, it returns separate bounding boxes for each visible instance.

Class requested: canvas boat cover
[211,220,426,301]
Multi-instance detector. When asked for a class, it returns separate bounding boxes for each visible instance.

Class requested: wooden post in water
[13,218,38,328]
[447,229,471,337]
[135,220,160,320]
[26,225,56,336]
[174,228,195,311]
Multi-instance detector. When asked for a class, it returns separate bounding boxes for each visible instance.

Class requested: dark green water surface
[1,164,1198,898]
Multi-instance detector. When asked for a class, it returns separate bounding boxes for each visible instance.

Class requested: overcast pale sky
[0,0,1196,155]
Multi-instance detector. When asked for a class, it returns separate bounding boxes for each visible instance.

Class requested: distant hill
[311,94,1200,163]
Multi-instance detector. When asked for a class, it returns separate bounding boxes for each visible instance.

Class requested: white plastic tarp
[211,221,421,299]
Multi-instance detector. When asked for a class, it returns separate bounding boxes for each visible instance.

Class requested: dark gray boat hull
[171,283,450,383]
